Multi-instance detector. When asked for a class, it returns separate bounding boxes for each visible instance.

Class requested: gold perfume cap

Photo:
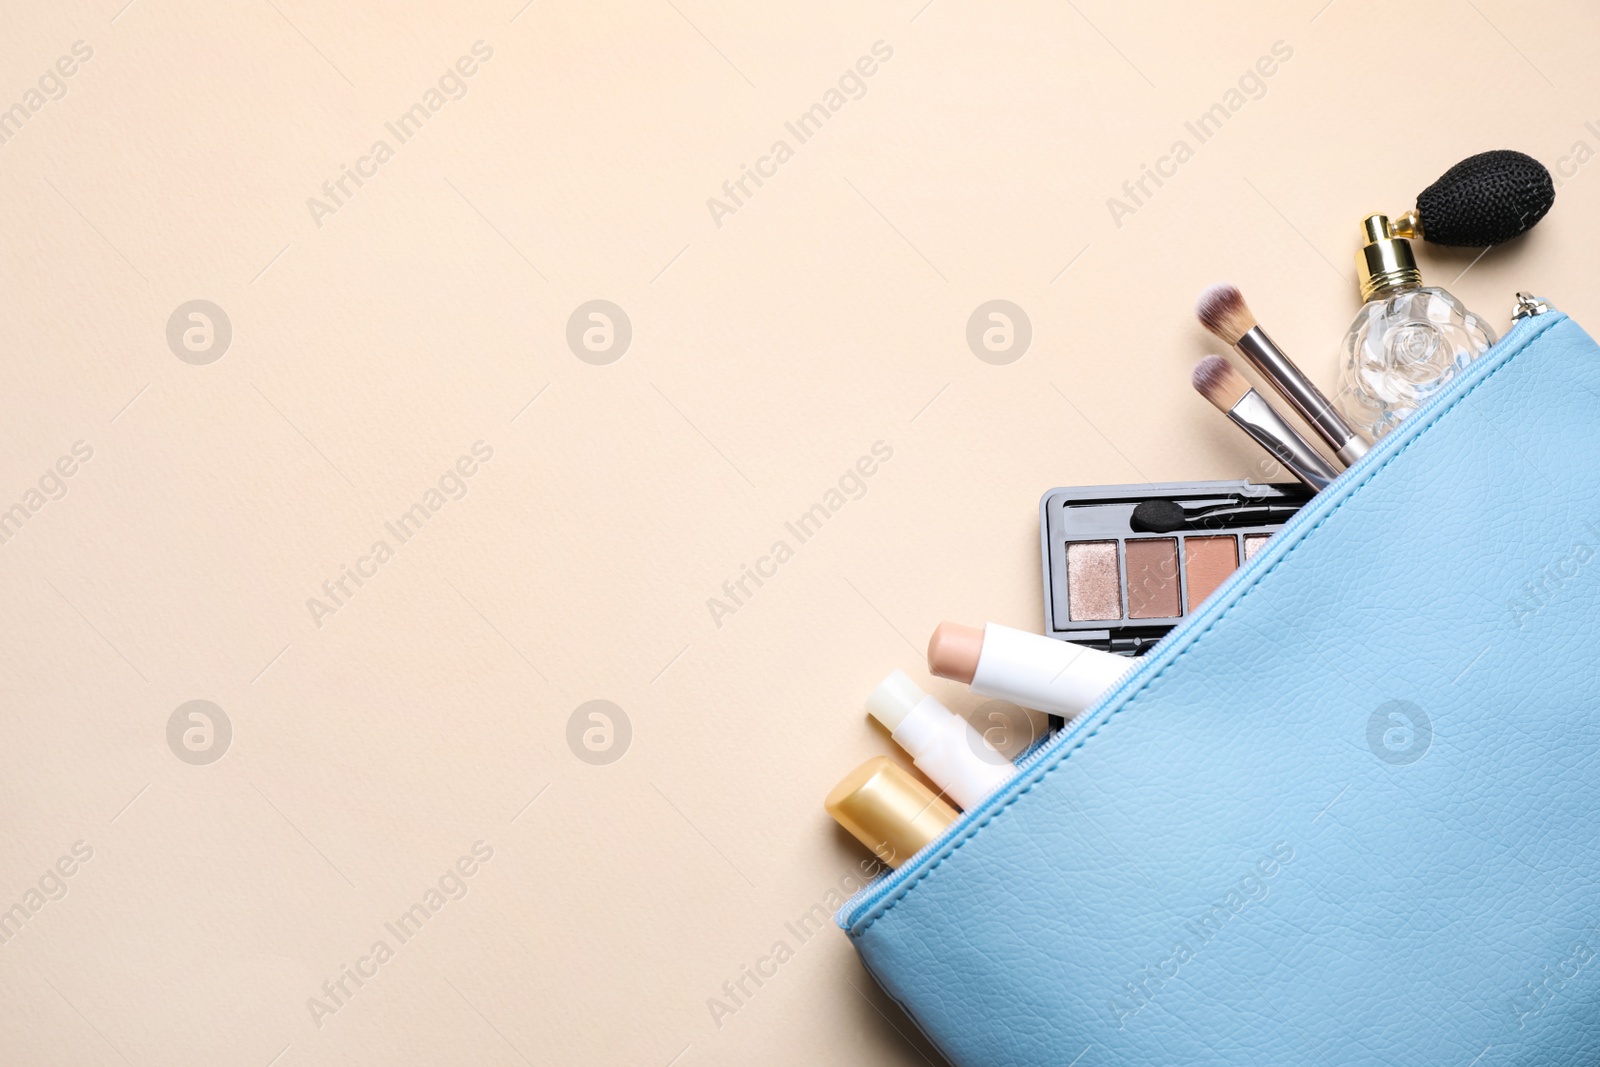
[825,756,958,869]
[1355,214,1422,301]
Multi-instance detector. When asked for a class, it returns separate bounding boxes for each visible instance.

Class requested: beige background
[1,0,1596,1063]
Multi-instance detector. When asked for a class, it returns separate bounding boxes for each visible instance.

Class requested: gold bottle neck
[1356,213,1422,302]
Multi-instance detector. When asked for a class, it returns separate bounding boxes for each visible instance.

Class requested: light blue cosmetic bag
[841,307,1600,1065]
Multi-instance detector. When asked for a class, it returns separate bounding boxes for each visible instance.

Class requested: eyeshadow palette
[1040,480,1312,655]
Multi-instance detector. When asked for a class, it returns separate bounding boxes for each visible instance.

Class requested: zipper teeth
[839,311,1555,930]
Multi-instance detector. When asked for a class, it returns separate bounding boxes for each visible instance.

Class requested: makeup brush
[1196,284,1368,466]
[1129,498,1303,534]
[1192,356,1339,492]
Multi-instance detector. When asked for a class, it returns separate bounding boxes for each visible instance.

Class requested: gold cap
[1355,214,1422,302]
[825,756,958,869]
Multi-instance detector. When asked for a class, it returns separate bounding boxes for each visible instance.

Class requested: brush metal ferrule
[1236,325,1368,466]
[1227,389,1339,491]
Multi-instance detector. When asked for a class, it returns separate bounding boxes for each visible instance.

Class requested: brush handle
[1227,390,1338,491]
[1237,327,1367,465]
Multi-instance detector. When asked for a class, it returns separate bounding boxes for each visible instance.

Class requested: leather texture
[847,312,1600,1066]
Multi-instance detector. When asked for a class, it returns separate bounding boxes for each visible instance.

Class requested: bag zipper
[840,297,1562,931]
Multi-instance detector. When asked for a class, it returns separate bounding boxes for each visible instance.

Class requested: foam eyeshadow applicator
[1129,497,1302,534]
[928,621,1136,719]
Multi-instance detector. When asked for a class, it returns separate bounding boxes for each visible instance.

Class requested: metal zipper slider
[1511,292,1556,320]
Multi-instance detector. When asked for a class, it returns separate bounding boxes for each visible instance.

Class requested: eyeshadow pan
[1125,538,1180,619]
[1185,535,1240,611]
[1066,541,1121,621]
[1244,534,1270,560]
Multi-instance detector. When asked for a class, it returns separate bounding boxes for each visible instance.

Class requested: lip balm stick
[866,670,1016,810]
[928,621,1136,719]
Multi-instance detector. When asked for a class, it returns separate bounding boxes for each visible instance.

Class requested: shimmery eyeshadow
[1185,536,1240,611]
[1066,541,1121,621]
[1125,539,1180,619]
[1244,533,1271,559]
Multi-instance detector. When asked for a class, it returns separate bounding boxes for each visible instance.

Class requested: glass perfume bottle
[1336,214,1495,440]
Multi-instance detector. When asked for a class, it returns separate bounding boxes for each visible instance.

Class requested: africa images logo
[1366,700,1431,766]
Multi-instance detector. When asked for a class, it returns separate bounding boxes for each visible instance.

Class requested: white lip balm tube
[865,670,1015,810]
[927,621,1136,719]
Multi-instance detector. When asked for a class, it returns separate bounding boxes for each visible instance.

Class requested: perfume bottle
[1336,214,1495,440]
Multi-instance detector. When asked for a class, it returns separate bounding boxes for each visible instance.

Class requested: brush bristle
[1192,355,1251,410]
[1195,284,1256,344]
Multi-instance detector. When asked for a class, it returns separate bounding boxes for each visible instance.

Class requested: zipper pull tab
[1511,292,1557,320]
